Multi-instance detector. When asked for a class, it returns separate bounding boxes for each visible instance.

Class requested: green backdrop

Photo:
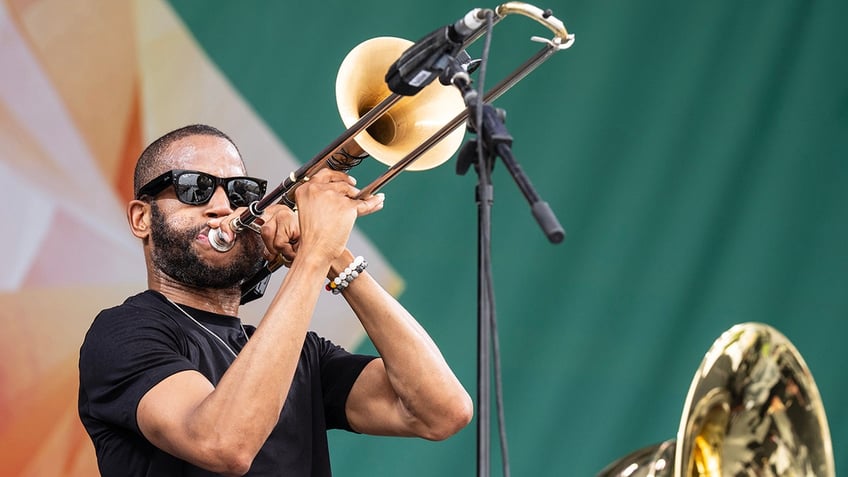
[169,0,846,475]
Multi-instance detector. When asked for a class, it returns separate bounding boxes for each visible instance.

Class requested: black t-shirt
[78,290,376,476]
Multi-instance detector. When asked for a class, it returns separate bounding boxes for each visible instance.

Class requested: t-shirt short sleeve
[78,301,197,435]
[311,333,377,430]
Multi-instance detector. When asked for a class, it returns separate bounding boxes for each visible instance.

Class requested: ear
[127,199,152,239]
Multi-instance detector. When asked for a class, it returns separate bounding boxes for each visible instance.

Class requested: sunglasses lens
[227,179,264,207]
[175,172,215,205]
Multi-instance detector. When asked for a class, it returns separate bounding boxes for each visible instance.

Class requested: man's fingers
[311,169,356,185]
[357,193,385,216]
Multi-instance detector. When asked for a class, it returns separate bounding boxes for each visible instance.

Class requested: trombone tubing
[241,92,403,219]
[237,2,571,216]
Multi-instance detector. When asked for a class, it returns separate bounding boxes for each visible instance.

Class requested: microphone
[385,8,486,96]
[448,8,487,41]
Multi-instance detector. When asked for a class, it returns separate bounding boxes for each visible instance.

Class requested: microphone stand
[448,61,565,477]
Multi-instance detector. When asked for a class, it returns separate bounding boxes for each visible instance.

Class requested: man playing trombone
[78,124,473,476]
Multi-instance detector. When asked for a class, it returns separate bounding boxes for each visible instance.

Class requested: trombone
[215,2,574,303]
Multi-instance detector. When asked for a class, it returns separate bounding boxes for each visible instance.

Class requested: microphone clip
[385,26,464,96]
[385,8,487,96]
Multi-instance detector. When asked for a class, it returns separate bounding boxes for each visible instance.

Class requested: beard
[149,202,266,289]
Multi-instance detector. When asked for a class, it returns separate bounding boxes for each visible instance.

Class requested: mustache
[181,222,211,239]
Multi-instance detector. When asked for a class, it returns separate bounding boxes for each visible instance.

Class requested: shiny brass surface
[597,323,835,477]
[336,37,467,171]
[495,1,569,41]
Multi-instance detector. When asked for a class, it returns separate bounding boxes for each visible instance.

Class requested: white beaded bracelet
[325,256,368,295]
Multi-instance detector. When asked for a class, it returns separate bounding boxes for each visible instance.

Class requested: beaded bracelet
[325,256,368,294]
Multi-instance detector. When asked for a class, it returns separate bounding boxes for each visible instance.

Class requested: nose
[204,186,234,217]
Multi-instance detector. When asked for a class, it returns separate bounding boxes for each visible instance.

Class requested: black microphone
[385,9,486,96]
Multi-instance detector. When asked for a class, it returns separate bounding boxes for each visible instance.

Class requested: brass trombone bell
[336,36,467,171]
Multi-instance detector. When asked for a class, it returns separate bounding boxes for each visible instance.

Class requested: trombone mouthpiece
[208,228,235,252]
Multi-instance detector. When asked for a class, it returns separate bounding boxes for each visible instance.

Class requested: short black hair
[133,124,244,197]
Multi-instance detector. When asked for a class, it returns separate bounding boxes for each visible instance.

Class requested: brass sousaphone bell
[598,322,835,477]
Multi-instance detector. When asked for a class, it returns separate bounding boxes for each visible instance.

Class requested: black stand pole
[451,64,565,477]
[469,136,495,477]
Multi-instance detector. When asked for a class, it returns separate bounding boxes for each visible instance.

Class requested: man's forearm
[337,262,473,436]
[166,254,330,471]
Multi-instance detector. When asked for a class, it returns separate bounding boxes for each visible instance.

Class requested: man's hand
[206,169,384,266]
[292,170,384,263]
[257,204,300,265]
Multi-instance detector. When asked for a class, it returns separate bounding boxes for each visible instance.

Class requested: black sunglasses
[136,169,267,208]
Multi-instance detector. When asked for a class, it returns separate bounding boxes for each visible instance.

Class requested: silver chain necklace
[165,297,249,359]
